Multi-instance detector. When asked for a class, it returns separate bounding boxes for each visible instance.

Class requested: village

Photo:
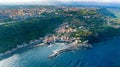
[42,22,82,45]
[41,23,92,58]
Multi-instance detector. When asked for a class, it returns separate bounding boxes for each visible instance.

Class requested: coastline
[1,36,120,58]
[0,38,43,57]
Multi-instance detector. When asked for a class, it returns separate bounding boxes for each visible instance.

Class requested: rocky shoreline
[0,37,91,59]
[0,38,43,56]
[48,41,92,59]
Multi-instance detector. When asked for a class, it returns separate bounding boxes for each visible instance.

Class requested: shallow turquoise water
[0,38,120,67]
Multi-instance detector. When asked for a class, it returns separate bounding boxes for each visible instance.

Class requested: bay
[0,37,120,67]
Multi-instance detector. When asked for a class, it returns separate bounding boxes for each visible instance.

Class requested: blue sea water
[0,37,120,67]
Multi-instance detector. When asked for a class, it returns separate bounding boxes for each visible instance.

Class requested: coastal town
[42,22,92,58]
[43,23,78,44]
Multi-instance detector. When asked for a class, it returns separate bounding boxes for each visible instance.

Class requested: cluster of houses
[43,23,81,44]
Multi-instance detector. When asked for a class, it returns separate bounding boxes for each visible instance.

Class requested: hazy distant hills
[54,2,120,7]
[0,1,120,8]
[26,1,120,7]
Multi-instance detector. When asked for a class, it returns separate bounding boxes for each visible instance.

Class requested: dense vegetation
[97,8,116,18]
[65,8,120,43]
[0,17,63,53]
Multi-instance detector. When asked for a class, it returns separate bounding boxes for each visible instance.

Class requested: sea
[0,37,120,67]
